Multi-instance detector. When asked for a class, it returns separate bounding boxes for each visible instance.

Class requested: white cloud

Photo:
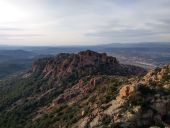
[0,0,170,45]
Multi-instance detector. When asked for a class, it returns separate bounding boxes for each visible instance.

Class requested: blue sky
[0,0,170,46]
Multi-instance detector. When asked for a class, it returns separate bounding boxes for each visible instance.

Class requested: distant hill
[0,59,32,78]
[0,50,36,78]
[0,50,35,59]
[100,42,170,48]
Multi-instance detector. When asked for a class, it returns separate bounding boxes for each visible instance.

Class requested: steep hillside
[2,50,167,128]
[74,64,170,128]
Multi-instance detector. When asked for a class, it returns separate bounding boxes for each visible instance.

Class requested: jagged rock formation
[32,50,146,79]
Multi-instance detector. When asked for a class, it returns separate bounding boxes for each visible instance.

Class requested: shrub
[99,114,111,125]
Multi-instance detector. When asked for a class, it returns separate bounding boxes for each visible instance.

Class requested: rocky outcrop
[31,50,146,79]
[51,77,102,106]
[76,64,170,128]
[118,84,137,99]
[144,64,170,82]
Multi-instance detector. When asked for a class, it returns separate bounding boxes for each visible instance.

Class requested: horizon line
[0,42,170,47]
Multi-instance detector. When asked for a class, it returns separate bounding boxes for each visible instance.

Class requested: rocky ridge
[32,50,146,79]
[76,64,170,128]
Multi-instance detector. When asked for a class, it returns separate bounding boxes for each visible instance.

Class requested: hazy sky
[0,0,170,46]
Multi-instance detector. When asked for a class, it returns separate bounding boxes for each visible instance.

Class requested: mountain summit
[32,50,146,78]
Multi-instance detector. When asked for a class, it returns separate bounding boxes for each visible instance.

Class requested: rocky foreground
[75,65,170,128]
[0,50,169,128]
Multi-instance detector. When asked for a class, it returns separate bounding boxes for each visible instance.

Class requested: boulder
[119,84,137,99]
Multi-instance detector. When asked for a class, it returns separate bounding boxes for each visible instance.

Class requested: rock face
[144,64,170,82]
[118,84,137,98]
[32,50,146,79]
[52,77,102,106]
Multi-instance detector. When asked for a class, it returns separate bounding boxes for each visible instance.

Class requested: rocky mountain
[32,50,146,77]
[0,50,169,128]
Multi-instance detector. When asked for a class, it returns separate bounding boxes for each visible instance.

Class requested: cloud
[0,27,22,31]
[0,0,170,45]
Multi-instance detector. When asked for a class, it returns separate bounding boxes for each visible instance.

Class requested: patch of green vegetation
[0,73,71,128]
[110,122,127,128]
[99,114,111,125]
[0,59,32,79]
[96,76,128,105]
[138,85,156,96]
[0,72,137,128]
[29,103,81,128]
